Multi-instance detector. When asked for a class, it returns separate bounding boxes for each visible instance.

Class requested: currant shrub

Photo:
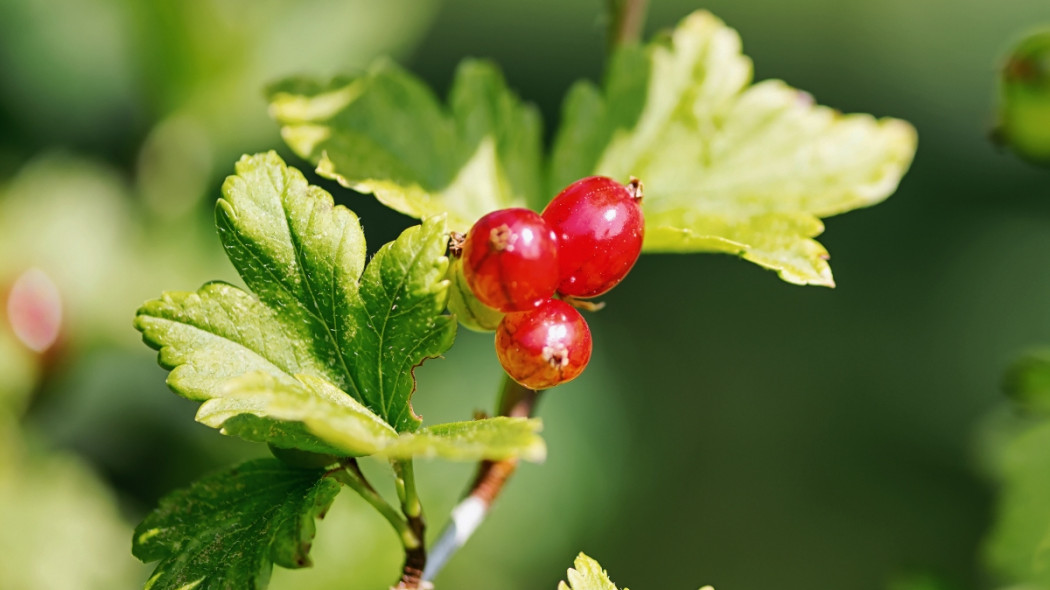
[461,208,560,312]
[542,176,645,298]
[495,298,592,389]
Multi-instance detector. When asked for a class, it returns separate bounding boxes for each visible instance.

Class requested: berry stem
[421,376,543,583]
[606,0,649,51]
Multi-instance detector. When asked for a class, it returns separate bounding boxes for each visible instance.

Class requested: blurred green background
[2,0,1049,589]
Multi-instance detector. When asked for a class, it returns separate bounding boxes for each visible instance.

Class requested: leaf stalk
[329,460,420,548]
[393,459,427,588]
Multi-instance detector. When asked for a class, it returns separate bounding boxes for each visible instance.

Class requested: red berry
[495,299,592,389]
[542,176,644,298]
[462,208,559,312]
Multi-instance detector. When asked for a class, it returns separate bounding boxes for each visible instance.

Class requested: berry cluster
[455,176,644,390]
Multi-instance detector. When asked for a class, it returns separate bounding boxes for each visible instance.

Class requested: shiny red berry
[495,299,592,389]
[461,208,560,312]
[542,176,644,298]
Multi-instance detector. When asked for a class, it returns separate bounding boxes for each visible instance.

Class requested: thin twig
[606,0,650,51]
[422,377,542,582]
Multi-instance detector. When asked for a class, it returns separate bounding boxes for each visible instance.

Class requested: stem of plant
[329,460,419,549]
[392,459,427,589]
[421,375,542,582]
[606,0,649,51]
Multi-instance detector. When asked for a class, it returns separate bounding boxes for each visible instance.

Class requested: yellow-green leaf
[199,372,546,462]
[552,10,916,286]
[558,553,623,590]
[269,60,545,233]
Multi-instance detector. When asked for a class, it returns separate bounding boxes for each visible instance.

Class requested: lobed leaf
[136,152,456,432]
[551,11,917,286]
[133,459,341,590]
[269,59,545,232]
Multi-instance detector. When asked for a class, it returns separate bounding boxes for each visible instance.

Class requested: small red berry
[495,299,592,389]
[462,208,559,312]
[542,176,644,298]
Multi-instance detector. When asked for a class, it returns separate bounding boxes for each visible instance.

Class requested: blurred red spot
[6,268,62,353]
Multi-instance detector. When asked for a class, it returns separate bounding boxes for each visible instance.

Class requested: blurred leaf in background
[982,352,1050,588]
[0,2,440,589]
[0,411,143,588]
[0,0,439,173]
[996,27,1050,167]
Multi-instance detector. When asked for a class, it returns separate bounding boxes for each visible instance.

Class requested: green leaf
[558,553,624,590]
[197,372,546,462]
[551,10,916,286]
[135,151,456,432]
[268,58,545,232]
[386,416,545,462]
[133,459,341,590]
[196,373,397,458]
[985,420,1050,586]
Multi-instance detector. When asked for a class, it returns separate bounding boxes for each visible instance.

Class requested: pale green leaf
[197,372,546,462]
[133,459,340,590]
[272,11,914,286]
[550,10,917,286]
[268,58,545,232]
[558,553,624,590]
[557,553,712,590]
[196,373,397,458]
[385,416,545,462]
[136,152,456,432]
